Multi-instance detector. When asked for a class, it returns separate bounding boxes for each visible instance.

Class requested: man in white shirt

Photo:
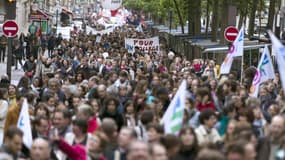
[195,109,221,145]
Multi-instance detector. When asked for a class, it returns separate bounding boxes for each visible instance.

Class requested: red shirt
[193,64,201,72]
[196,102,215,111]
[87,116,98,133]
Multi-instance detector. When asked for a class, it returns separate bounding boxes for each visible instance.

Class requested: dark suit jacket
[105,149,126,160]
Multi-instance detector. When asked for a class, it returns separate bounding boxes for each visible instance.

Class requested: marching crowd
[0,17,285,160]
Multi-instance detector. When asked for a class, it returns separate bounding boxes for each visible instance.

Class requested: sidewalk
[0,60,25,86]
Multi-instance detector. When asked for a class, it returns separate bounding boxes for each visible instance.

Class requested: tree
[205,0,211,38]
[219,0,230,44]
[248,0,258,36]
[211,0,219,42]
[267,0,276,30]
[235,0,249,29]
[188,0,202,35]
[173,0,184,33]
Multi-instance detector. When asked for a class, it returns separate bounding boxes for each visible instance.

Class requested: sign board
[224,26,239,42]
[125,37,160,53]
[2,20,18,37]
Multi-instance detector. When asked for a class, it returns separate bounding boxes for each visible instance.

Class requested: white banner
[17,99,32,148]
[87,26,115,35]
[125,37,160,53]
[268,30,285,92]
[249,45,275,97]
[220,26,244,74]
[232,25,244,57]
[161,80,186,135]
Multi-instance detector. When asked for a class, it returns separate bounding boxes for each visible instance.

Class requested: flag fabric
[249,45,275,97]
[220,25,244,74]
[161,80,186,135]
[268,30,285,92]
[17,98,32,148]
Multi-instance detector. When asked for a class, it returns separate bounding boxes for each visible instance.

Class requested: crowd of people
[0,15,285,160]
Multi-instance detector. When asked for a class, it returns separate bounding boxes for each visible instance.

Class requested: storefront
[61,7,73,26]
[29,8,52,34]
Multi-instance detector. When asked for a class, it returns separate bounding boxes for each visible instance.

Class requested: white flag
[220,26,244,74]
[249,45,275,97]
[17,98,32,148]
[268,31,285,92]
[161,80,186,135]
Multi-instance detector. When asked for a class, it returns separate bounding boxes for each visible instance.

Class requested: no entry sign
[2,20,18,37]
[224,26,239,42]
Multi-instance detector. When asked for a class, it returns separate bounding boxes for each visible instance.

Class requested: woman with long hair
[123,100,137,127]
[52,130,108,160]
[195,87,216,111]
[87,131,109,160]
[7,84,17,105]
[222,120,236,145]
[17,76,31,95]
[31,76,43,98]
[60,59,73,77]
[175,126,199,160]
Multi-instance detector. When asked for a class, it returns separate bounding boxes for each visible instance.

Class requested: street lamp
[7,0,15,3]
[55,2,62,33]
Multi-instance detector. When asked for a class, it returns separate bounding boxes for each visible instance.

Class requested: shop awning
[30,9,49,20]
[62,7,73,15]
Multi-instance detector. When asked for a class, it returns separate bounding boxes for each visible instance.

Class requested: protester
[127,140,152,160]
[151,143,168,160]
[2,13,285,160]
[0,126,23,159]
[30,138,52,160]
[257,115,285,160]
[195,109,221,145]
[105,127,137,160]
[176,125,199,159]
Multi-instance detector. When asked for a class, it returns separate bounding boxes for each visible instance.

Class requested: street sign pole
[2,20,19,80]
[6,37,12,79]
[224,26,239,42]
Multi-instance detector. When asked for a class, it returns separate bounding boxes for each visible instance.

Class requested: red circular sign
[224,26,239,42]
[2,20,18,37]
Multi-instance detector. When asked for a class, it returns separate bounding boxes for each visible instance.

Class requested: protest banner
[125,37,160,53]
[87,26,115,35]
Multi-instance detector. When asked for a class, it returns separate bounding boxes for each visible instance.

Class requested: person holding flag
[161,80,186,135]
[249,45,275,97]
[17,98,33,149]
[220,26,244,75]
[4,94,25,140]
[268,30,285,94]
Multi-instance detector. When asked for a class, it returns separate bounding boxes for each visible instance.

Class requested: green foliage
[124,0,187,27]
[123,0,144,11]
[124,0,269,35]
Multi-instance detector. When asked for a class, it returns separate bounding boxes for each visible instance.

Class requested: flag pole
[240,25,245,84]
[241,54,244,83]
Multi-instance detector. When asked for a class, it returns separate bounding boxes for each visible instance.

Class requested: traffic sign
[2,20,18,37]
[224,26,239,42]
